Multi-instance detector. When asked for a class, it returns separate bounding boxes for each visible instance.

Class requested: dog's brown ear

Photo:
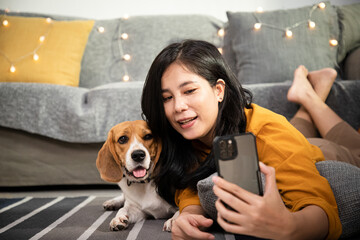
[96,131,123,183]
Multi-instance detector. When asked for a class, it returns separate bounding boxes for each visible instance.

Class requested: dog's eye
[118,136,129,144]
[144,134,153,140]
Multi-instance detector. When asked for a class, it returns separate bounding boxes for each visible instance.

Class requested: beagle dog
[96,120,178,231]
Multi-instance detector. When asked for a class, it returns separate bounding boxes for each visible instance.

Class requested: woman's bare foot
[308,68,337,102]
[287,65,317,105]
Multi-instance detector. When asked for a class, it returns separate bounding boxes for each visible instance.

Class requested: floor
[0,187,120,198]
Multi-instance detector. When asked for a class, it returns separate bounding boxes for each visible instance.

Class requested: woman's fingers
[213,183,248,213]
[217,210,246,234]
[172,214,214,240]
[212,175,260,204]
[259,162,277,195]
[214,198,246,225]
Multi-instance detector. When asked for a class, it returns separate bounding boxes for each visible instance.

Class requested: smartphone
[214,132,263,196]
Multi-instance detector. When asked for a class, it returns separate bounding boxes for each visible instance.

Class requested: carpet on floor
[0,196,236,240]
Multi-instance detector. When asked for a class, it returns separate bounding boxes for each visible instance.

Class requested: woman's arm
[171,205,215,240]
[213,162,329,240]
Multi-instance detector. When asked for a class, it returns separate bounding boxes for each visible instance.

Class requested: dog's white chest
[119,179,176,219]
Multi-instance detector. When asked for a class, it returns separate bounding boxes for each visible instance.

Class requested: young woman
[141,40,342,240]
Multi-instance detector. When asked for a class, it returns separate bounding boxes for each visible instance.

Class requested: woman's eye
[185,89,196,94]
[118,136,129,144]
[162,96,172,102]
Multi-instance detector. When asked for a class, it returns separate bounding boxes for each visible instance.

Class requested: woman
[141,40,341,240]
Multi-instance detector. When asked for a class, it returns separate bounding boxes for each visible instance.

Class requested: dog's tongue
[133,167,146,178]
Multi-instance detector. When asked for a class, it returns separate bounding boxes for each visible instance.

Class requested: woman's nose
[174,97,188,112]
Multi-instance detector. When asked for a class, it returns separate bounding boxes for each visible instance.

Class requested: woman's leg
[287,66,360,166]
[289,66,336,138]
[287,65,340,138]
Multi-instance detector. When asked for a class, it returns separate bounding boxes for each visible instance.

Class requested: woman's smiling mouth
[178,116,198,128]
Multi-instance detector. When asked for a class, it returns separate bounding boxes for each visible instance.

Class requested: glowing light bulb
[46,18,52,23]
[123,14,129,20]
[10,65,16,73]
[308,20,316,29]
[217,28,225,37]
[97,26,105,33]
[285,29,293,38]
[256,7,264,13]
[123,54,131,61]
[39,36,45,42]
[254,23,262,30]
[121,33,129,40]
[218,48,223,54]
[33,53,39,61]
[2,19,9,26]
[329,39,338,46]
[123,75,130,81]
[318,2,326,9]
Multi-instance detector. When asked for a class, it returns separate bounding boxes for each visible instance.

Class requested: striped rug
[0,196,236,240]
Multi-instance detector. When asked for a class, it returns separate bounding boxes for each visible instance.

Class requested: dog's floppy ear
[96,129,123,183]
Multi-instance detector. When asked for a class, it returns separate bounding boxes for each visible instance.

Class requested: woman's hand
[171,205,215,240]
[213,162,295,240]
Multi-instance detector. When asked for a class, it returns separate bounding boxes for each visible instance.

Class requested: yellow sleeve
[246,104,342,240]
[175,188,201,213]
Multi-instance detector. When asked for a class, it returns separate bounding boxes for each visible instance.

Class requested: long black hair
[141,40,252,204]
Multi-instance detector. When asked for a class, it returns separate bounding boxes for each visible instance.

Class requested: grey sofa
[0,2,359,186]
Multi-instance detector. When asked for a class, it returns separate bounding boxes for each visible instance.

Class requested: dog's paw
[109,215,129,231]
[163,218,173,232]
[103,199,123,211]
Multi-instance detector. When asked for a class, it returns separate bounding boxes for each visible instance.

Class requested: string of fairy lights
[0,2,338,81]
[252,2,338,46]
[0,9,54,73]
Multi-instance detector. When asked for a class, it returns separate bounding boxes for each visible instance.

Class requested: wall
[0,0,358,21]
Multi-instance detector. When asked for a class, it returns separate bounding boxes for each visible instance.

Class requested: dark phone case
[214,132,263,196]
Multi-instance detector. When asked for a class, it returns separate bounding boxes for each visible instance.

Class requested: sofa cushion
[336,3,360,63]
[0,81,144,142]
[316,161,360,239]
[198,161,360,239]
[244,80,360,131]
[80,15,224,88]
[0,15,94,87]
[224,2,339,84]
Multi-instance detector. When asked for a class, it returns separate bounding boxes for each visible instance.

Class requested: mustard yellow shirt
[175,104,342,240]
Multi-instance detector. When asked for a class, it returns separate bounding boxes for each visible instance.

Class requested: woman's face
[161,62,224,146]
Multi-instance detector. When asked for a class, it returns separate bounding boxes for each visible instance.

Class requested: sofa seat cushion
[0,16,94,87]
[245,80,360,131]
[0,79,358,143]
[0,81,144,143]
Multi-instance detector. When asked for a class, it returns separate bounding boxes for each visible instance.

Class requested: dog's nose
[131,150,146,162]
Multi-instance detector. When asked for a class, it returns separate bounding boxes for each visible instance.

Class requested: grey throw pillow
[336,3,360,63]
[197,161,360,239]
[81,15,224,88]
[316,161,360,239]
[224,1,339,84]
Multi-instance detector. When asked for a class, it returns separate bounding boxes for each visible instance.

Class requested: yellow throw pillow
[0,15,94,87]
